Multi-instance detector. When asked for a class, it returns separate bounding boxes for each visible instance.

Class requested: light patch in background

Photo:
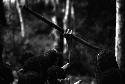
[51,16,59,49]
[115,0,121,68]
[10,0,16,4]
[3,0,9,3]
[19,0,26,6]
[3,0,10,8]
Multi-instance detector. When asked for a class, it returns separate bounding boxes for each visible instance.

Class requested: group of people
[17,49,67,84]
[0,48,122,84]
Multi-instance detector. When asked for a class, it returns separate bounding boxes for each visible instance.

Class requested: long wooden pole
[115,0,122,69]
[23,6,101,51]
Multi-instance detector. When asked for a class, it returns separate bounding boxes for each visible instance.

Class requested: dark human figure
[18,49,66,84]
[97,50,121,84]
[45,49,66,84]
[47,65,66,84]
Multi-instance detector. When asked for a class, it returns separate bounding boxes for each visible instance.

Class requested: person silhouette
[18,49,65,84]
[97,50,121,84]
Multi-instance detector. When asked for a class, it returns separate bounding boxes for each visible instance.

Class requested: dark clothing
[23,56,50,73]
[21,50,65,84]
[47,66,66,84]
[97,68,121,84]
[18,71,41,84]
[97,50,121,84]
[22,56,50,83]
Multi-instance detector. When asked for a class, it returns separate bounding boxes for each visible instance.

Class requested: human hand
[63,29,73,39]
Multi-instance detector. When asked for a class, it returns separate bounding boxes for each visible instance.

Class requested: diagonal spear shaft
[23,6,101,51]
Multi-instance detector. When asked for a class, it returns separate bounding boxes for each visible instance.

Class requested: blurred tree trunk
[50,0,61,52]
[63,0,76,62]
[16,0,25,37]
[115,0,122,69]
[116,0,124,72]
[116,0,125,83]
[63,0,71,55]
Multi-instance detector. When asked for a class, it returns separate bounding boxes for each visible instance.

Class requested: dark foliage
[0,62,14,84]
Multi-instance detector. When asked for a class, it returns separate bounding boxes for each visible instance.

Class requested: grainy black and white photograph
[0,0,124,84]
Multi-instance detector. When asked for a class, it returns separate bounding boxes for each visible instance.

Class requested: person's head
[45,49,64,67]
[97,50,118,72]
